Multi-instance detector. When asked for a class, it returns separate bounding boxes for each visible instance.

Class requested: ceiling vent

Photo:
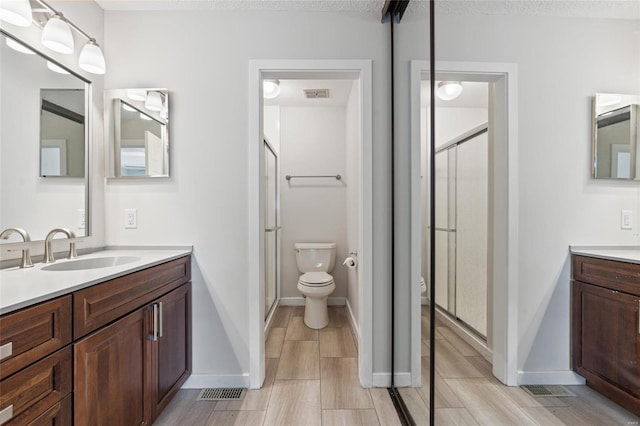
[304,89,330,99]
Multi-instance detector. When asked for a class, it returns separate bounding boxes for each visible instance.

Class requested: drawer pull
[0,342,12,361]
[158,302,163,338]
[0,405,13,425]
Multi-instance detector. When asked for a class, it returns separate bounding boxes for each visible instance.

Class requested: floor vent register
[197,388,247,401]
[520,385,575,398]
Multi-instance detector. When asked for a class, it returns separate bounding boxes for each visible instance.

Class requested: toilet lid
[300,272,333,285]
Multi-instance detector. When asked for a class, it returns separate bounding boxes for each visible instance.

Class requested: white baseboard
[517,371,586,386]
[182,374,250,389]
[279,296,346,306]
[372,372,412,388]
[345,298,360,351]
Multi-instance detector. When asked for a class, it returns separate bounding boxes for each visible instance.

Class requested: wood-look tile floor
[154,306,401,426]
[414,305,640,425]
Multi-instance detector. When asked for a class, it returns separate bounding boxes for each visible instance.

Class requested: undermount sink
[41,256,141,271]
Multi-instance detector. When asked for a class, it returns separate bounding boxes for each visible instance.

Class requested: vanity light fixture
[263,79,280,99]
[78,38,106,75]
[41,13,73,54]
[0,0,32,27]
[6,37,34,54]
[597,94,623,107]
[46,60,70,75]
[436,81,463,101]
[1,0,106,74]
[145,91,163,112]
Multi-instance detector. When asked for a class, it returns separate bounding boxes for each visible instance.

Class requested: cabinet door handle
[149,304,159,341]
[0,342,12,361]
[0,405,13,425]
[158,302,163,338]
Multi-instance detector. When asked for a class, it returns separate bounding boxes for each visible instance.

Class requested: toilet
[295,242,336,329]
[420,276,427,294]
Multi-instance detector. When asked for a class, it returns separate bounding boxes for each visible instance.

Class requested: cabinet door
[74,307,152,426]
[151,283,192,419]
[577,282,640,397]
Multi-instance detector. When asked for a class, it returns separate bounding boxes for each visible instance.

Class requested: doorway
[248,60,374,389]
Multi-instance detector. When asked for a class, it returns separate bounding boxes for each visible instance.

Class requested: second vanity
[0,248,192,425]
[570,246,640,417]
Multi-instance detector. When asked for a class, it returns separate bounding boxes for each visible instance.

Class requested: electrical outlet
[125,209,137,229]
[77,209,85,229]
[621,210,633,230]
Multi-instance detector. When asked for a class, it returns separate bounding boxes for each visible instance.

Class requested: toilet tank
[295,243,336,273]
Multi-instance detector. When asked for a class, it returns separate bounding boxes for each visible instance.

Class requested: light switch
[621,210,633,230]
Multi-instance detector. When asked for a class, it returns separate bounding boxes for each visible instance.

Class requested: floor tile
[271,306,292,328]
[322,409,380,426]
[319,327,357,358]
[276,340,319,379]
[434,339,484,379]
[398,387,429,425]
[206,410,266,425]
[214,358,278,411]
[263,380,321,426]
[370,388,403,426]
[327,306,350,328]
[265,327,285,358]
[436,326,481,357]
[419,356,464,409]
[434,408,479,425]
[320,357,373,409]
[285,316,319,341]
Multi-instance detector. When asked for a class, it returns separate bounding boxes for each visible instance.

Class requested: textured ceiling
[95,0,640,19]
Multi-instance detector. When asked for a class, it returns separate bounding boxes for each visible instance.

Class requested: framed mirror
[592,93,639,180]
[105,88,170,178]
[0,30,90,242]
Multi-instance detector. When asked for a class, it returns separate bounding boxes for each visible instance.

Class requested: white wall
[279,106,348,299]
[263,105,280,153]
[402,10,640,383]
[0,0,105,258]
[345,80,362,330]
[103,9,393,385]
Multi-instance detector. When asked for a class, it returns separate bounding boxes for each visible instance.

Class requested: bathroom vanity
[0,249,191,425]
[571,247,640,417]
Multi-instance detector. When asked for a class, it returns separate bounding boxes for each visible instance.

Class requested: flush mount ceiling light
[263,79,280,99]
[145,91,163,112]
[41,13,74,54]
[436,81,463,101]
[0,0,33,27]
[79,38,106,74]
[6,37,35,54]
[127,89,147,102]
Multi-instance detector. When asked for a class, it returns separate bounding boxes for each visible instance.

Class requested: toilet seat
[299,272,334,287]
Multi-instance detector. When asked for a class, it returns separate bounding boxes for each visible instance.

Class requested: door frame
[248,59,374,388]
[410,60,519,386]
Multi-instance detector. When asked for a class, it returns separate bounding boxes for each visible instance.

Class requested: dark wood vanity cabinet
[0,254,191,426]
[572,255,640,417]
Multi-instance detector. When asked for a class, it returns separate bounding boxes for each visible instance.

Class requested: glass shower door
[264,141,279,319]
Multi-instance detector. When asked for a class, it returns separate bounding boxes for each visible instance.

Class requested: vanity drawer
[73,255,190,339]
[0,346,72,426]
[573,255,640,295]
[0,296,72,380]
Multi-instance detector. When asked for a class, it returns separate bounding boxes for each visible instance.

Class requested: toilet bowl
[295,243,336,329]
[420,276,426,294]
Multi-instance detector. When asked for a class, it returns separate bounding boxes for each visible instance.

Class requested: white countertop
[569,246,640,265]
[0,247,192,315]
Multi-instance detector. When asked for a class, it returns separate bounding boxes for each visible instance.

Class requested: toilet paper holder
[343,251,358,269]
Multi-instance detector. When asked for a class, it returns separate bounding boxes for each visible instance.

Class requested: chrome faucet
[43,228,78,263]
[0,228,33,268]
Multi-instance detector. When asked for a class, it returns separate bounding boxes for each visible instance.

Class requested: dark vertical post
[429,0,436,425]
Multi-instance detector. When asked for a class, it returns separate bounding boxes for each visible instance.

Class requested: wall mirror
[592,93,639,180]
[0,31,90,243]
[105,88,170,178]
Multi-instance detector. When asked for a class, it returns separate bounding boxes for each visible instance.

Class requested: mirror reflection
[0,32,89,241]
[593,93,639,180]
[105,88,169,178]
[40,89,85,177]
